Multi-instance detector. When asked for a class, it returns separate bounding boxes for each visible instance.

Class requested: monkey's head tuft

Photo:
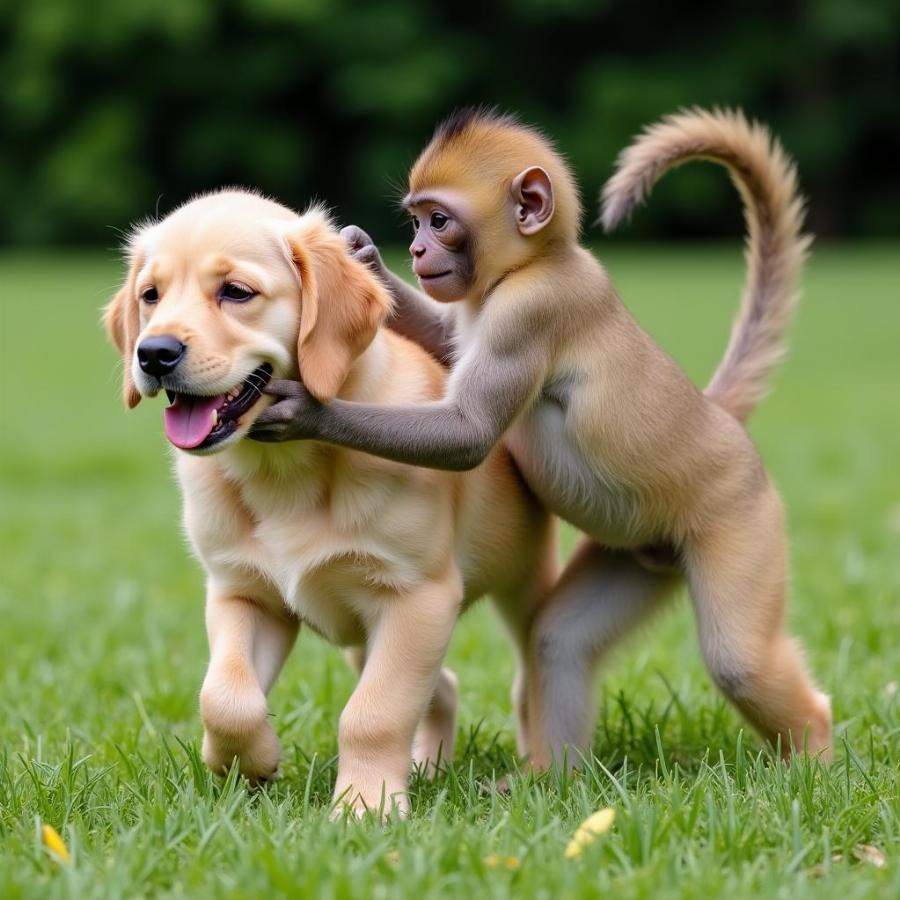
[432,106,522,144]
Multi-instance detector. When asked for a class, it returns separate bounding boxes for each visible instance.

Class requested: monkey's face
[404,191,474,302]
[404,166,558,302]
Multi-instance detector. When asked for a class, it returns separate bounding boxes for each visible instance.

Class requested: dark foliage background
[2,0,898,246]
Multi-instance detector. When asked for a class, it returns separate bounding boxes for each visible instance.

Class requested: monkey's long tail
[599,108,811,423]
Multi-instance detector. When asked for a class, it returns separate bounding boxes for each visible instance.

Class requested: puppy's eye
[220,282,256,302]
[430,212,448,230]
[141,287,159,304]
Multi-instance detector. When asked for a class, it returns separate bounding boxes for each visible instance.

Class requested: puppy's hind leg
[685,485,832,761]
[412,667,459,777]
[528,541,681,771]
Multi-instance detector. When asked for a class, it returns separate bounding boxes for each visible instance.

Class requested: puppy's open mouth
[163,364,273,451]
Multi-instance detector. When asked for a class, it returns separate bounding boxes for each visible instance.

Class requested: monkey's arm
[384,271,458,366]
[250,339,545,471]
[342,225,457,365]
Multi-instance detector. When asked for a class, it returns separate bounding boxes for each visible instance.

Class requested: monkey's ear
[102,251,144,409]
[512,166,555,236]
[287,221,391,403]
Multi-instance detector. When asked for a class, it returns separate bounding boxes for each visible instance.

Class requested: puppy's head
[104,190,390,455]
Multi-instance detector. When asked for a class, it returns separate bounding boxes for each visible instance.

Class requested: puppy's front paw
[202,717,283,784]
[200,680,282,783]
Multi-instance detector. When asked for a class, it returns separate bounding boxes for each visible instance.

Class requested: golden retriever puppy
[103,190,556,815]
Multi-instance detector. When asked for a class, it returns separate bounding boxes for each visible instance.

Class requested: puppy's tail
[600,108,811,423]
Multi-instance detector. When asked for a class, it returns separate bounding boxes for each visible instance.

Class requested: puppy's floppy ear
[103,250,144,409]
[286,217,392,403]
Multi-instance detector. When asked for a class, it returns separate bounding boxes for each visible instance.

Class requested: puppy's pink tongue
[164,395,224,449]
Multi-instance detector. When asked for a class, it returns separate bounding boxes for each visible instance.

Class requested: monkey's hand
[341,225,390,285]
[248,380,325,443]
[343,224,456,366]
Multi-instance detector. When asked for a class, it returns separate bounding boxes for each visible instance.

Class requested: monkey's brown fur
[254,108,833,767]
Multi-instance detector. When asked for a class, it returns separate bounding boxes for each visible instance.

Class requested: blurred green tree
[1,0,897,245]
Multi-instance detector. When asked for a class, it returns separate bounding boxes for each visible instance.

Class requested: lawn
[1,244,897,899]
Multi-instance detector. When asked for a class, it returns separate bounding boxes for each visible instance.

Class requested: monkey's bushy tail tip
[599,107,811,422]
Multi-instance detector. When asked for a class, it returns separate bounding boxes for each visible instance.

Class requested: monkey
[250,108,833,767]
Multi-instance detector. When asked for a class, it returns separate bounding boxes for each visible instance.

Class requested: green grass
[1,244,898,898]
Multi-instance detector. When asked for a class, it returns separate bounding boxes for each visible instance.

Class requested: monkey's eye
[430,212,448,230]
[411,215,420,231]
[141,286,159,304]
[219,282,256,302]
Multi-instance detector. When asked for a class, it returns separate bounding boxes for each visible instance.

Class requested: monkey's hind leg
[528,541,681,771]
[685,485,832,761]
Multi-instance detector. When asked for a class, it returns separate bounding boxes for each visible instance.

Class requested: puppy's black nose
[137,335,186,376]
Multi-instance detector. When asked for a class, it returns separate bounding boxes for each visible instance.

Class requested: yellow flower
[484,854,521,869]
[851,845,886,868]
[41,824,70,864]
[564,808,616,859]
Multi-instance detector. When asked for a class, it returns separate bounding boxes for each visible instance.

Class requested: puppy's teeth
[212,410,218,425]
